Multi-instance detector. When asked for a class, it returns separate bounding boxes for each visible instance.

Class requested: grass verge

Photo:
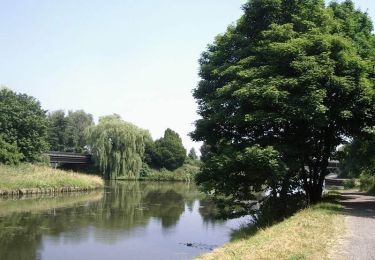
[0,163,104,195]
[197,195,344,260]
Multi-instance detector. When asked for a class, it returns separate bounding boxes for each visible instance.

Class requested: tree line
[0,87,198,179]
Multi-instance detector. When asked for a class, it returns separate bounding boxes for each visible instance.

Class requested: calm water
[0,181,248,260]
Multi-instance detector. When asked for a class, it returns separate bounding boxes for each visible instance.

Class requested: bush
[343,179,357,190]
[139,163,152,178]
[359,171,375,194]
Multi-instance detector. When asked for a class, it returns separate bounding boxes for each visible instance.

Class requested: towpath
[332,192,375,260]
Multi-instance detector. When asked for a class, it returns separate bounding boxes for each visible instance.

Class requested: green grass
[198,195,344,260]
[0,164,104,195]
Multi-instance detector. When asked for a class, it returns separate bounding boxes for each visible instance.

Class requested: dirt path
[331,192,375,260]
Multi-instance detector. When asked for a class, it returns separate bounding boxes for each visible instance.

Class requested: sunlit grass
[198,197,344,260]
[0,164,104,194]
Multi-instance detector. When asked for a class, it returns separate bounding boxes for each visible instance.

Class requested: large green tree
[146,129,186,171]
[192,0,375,213]
[85,115,151,179]
[47,110,67,151]
[0,88,49,162]
[47,109,94,153]
[65,110,94,153]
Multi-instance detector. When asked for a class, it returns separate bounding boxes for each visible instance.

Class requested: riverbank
[118,160,201,182]
[198,197,344,259]
[0,164,104,195]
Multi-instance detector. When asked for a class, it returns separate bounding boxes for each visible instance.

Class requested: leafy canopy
[0,88,49,162]
[340,130,375,178]
[47,110,94,153]
[192,0,375,213]
[146,128,187,171]
[85,115,151,179]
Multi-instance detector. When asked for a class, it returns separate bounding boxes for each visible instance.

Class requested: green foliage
[343,179,357,189]
[137,160,201,182]
[146,128,187,171]
[192,0,375,213]
[65,110,94,153]
[0,88,49,162]
[47,110,68,151]
[359,171,375,193]
[47,109,93,153]
[85,115,150,179]
[339,132,375,178]
[188,148,198,160]
[0,136,23,165]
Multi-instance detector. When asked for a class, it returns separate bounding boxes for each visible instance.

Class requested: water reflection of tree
[143,189,184,228]
[0,181,222,260]
[0,213,44,260]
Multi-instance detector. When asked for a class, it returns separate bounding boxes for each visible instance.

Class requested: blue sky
[0,0,374,152]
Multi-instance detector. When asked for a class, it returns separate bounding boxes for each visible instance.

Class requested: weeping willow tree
[86,115,151,179]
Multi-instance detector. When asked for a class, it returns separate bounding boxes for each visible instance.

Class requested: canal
[0,181,248,260]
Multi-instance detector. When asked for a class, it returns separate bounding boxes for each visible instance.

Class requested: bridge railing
[47,151,92,164]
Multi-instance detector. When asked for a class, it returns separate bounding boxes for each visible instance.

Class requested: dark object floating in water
[180,242,217,250]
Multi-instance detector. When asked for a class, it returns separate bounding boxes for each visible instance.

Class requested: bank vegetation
[0,164,104,195]
[198,197,344,260]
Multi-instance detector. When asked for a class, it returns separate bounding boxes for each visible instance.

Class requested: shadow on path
[340,192,375,219]
[332,192,375,260]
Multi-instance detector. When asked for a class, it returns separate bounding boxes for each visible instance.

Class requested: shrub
[343,179,357,190]
[359,171,375,193]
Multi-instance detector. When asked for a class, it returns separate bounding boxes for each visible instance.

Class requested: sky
[0,0,374,153]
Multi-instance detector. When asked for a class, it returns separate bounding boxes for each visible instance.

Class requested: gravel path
[331,192,375,260]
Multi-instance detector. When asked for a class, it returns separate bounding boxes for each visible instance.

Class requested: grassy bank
[0,164,104,195]
[118,160,201,182]
[198,198,344,260]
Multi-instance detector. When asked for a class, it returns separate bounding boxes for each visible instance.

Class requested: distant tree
[65,110,94,153]
[47,110,67,151]
[188,148,198,160]
[85,115,151,179]
[0,88,49,162]
[199,143,212,163]
[192,0,375,215]
[151,129,187,170]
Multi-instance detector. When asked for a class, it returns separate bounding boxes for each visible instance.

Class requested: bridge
[327,160,340,173]
[47,151,92,167]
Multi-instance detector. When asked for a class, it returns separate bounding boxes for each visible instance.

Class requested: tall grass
[0,164,104,194]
